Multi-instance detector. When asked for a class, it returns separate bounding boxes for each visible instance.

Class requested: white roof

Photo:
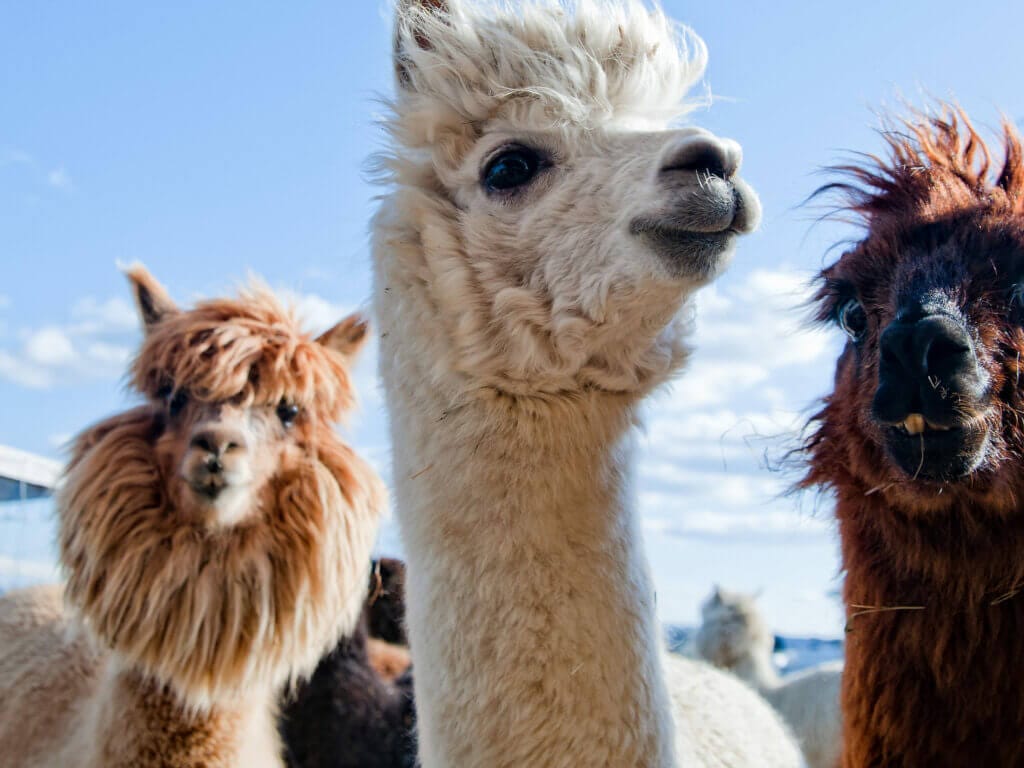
[0,444,63,490]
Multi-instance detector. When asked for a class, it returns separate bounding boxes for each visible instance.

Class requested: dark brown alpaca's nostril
[660,138,737,179]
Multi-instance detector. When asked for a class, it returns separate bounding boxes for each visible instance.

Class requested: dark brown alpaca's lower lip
[881,422,989,481]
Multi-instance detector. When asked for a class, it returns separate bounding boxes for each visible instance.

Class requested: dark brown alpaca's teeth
[896,414,952,435]
[903,413,926,435]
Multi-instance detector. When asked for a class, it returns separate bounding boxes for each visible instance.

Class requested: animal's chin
[635,226,739,281]
[881,422,991,482]
[185,481,254,527]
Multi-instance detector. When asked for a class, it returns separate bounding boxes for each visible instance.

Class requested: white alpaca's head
[695,586,774,670]
[375,0,761,397]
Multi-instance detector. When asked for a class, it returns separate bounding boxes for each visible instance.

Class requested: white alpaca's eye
[837,299,867,342]
[482,147,543,193]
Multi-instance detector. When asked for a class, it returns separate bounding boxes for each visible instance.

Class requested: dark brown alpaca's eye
[167,390,188,417]
[277,401,300,427]
[482,147,543,193]
[838,299,867,342]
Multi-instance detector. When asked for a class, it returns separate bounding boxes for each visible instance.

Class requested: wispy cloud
[634,267,840,541]
[0,146,75,195]
[0,147,33,169]
[0,293,138,389]
[46,167,73,192]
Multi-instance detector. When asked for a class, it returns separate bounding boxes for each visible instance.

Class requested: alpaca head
[807,106,1024,512]
[59,266,385,708]
[376,0,760,396]
[695,586,773,669]
[367,557,408,645]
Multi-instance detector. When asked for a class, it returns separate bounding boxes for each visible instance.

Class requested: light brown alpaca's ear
[394,0,449,88]
[317,313,370,361]
[124,264,178,332]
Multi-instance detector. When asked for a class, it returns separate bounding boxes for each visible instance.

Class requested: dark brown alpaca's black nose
[872,313,986,425]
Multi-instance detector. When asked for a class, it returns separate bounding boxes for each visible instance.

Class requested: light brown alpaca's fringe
[59,407,384,710]
[131,287,354,420]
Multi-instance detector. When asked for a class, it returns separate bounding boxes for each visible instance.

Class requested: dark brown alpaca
[802,106,1024,767]
[280,558,415,768]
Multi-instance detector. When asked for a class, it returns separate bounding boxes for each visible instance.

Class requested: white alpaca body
[665,654,813,767]
[761,663,843,768]
[377,1,803,765]
[696,588,842,768]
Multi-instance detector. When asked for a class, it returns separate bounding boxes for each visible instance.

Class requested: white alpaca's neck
[389,380,676,767]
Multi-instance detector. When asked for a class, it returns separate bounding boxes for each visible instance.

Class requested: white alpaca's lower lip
[630,221,738,280]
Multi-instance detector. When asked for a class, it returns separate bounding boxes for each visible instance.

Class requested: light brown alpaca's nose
[659,134,742,180]
[189,427,247,466]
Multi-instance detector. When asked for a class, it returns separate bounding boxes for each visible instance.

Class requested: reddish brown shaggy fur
[803,107,1024,766]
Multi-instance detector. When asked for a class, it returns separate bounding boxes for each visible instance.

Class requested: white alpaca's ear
[317,313,370,361]
[394,0,449,89]
[124,263,179,333]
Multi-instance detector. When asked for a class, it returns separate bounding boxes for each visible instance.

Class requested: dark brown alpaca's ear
[394,0,449,89]
[317,313,370,361]
[124,264,178,332]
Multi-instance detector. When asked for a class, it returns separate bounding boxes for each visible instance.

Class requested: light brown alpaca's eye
[167,390,188,417]
[277,401,300,427]
[838,299,867,342]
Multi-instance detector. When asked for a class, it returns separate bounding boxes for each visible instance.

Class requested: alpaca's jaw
[186,479,255,528]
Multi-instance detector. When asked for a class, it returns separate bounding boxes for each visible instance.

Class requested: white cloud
[0,350,51,389]
[0,293,140,389]
[634,265,842,546]
[46,167,73,191]
[0,148,32,168]
[70,296,138,334]
[24,327,77,366]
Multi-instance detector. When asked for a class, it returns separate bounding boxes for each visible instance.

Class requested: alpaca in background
[695,587,842,768]
[803,106,1024,765]
[0,267,384,768]
[374,1,802,765]
[281,557,416,768]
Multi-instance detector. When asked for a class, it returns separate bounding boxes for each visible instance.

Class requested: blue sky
[2,1,1023,635]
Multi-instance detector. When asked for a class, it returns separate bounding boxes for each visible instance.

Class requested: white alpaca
[0,270,385,768]
[372,1,803,765]
[695,587,843,768]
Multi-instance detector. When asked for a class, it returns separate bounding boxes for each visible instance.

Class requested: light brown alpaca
[0,267,385,768]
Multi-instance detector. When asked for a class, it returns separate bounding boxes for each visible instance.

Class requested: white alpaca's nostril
[660,136,741,180]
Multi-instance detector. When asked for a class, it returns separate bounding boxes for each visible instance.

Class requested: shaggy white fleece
[374,1,800,766]
[696,587,843,768]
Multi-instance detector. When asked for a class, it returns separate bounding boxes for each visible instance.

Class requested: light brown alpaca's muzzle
[180,406,259,527]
